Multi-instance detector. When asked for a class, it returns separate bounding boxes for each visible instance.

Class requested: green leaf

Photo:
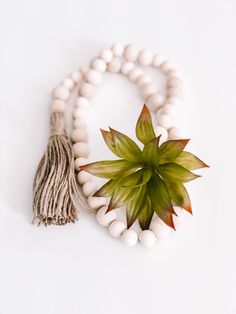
[175,151,209,170]
[143,136,161,168]
[110,128,143,162]
[93,178,120,197]
[159,139,190,164]
[148,174,176,229]
[165,181,192,214]
[100,129,120,157]
[122,168,152,188]
[138,197,154,230]
[158,163,200,183]
[80,159,139,179]
[126,185,147,228]
[107,184,137,211]
[135,104,156,145]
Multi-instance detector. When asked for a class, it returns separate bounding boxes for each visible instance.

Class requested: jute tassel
[33,112,90,226]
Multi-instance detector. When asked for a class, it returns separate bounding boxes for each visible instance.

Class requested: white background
[1,1,236,314]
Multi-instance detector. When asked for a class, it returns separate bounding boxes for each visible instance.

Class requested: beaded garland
[34,43,192,248]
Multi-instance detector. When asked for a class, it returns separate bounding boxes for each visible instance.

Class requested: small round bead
[121,229,138,247]
[154,125,168,143]
[71,128,89,143]
[100,48,113,63]
[168,127,184,139]
[76,97,90,110]
[87,196,107,209]
[77,170,92,184]
[128,68,143,82]
[168,69,183,80]
[137,75,152,87]
[158,114,174,130]
[156,104,178,119]
[80,65,90,77]
[82,181,97,197]
[73,142,89,158]
[74,157,87,171]
[167,97,182,108]
[96,206,117,227]
[147,94,165,112]
[152,53,165,68]
[141,83,158,100]
[85,69,102,85]
[120,62,135,75]
[79,82,95,99]
[167,87,183,98]
[139,230,156,248]
[53,86,70,101]
[111,43,124,57]
[62,78,74,91]
[73,118,86,128]
[150,218,171,238]
[90,58,107,72]
[51,99,66,113]
[73,108,87,119]
[123,44,139,62]
[107,57,121,73]
[138,50,153,66]
[167,77,183,89]
[161,61,175,74]
[70,71,82,84]
[108,220,127,238]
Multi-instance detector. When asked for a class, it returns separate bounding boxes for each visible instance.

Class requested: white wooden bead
[70,71,82,84]
[168,69,183,80]
[168,127,184,139]
[107,57,121,73]
[167,97,182,108]
[149,218,171,238]
[76,97,90,110]
[137,75,152,87]
[147,94,165,112]
[167,77,183,89]
[90,58,107,72]
[96,206,117,227]
[161,61,175,74]
[73,142,89,158]
[79,82,95,99]
[82,181,97,197]
[167,87,183,98]
[73,108,87,119]
[71,128,89,143]
[80,65,90,76]
[88,195,107,210]
[139,230,156,248]
[154,125,168,143]
[53,86,70,101]
[141,83,158,99]
[138,50,153,66]
[51,99,66,113]
[152,54,165,68]
[85,69,102,85]
[120,62,135,75]
[62,78,74,91]
[121,229,138,247]
[77,170,92,184]
[111,43,124,57]
[74,157,87,171]
[100,48,113,63]
[158,114,174,130]
[108,220,126,238]
[123,44,139,62]
[128,68,143,82]
[73,118,86,128]
[156,104,178,118]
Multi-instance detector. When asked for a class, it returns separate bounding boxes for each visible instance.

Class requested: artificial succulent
[80,104,208,230]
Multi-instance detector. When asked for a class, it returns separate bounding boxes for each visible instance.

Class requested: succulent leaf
[138,197,154,230]
[158,163,200,183]
[80,160,139,179]
[93,178,119,197]
[159,139,190,164]
[100,129,121,157]
[109,128,143,162]
[135,104,156,145]
[148,174,176,229]
[175,151,209,170]
[143,136,161,168]
[126,185,147,228]
[165,181,192,214]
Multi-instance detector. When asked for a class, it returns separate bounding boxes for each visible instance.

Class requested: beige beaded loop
[41,43,184,247]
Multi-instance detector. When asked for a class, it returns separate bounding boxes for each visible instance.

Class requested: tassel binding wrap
[33,112,91,226]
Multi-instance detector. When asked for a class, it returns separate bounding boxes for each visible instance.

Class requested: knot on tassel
[50,111,67,137]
